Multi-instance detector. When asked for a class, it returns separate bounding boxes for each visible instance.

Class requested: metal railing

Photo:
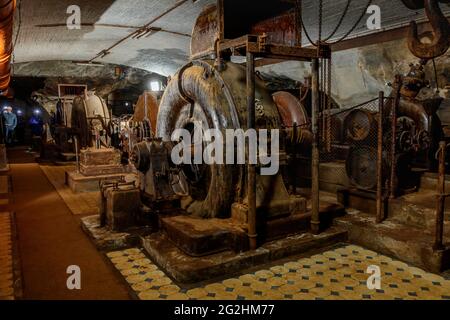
[434,141,448,250]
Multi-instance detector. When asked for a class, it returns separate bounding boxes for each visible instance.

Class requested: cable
[296,0,316,46]
[89,0,189,62]
[298,0,372,46]
[331,0,373,44]
[322,0,351,42]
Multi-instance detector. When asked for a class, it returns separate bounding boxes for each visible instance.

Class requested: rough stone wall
[13,61,166,114]
[259,38,450,110]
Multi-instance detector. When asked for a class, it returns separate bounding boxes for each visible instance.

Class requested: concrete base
[101,187,141,232]
[335,182,450,273]
[334,211,450,273]
[297,159,350,193]
[161,216,248,257]
[81,215,153,251]
[65,170,137,193]
[142,227,347,284]
[79,148,125,176]
[337,188,386,216]
[161,200,346,258]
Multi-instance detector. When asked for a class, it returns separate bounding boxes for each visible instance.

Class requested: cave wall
[12,61,167,114]
[259,38,450,115]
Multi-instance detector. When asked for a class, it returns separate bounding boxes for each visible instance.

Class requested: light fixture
[115,66,122,77]
[150,80,161,92]
[17,110,22,115]
[34,109,41,115]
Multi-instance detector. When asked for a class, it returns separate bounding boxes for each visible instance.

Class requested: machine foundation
[335,172,450,273]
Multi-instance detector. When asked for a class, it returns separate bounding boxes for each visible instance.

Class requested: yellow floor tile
[106,245,450,301]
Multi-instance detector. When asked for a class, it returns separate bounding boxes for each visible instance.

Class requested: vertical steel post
[311,58,320,235]
[390,76,401,199]
[247,50,257,250]
[434,141,446,251]
[376,91,384,223]
[74,136,80,173]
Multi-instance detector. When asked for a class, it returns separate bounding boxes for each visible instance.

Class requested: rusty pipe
[0,0,15,95]
[273,91,309,129]
[398,99,430,132]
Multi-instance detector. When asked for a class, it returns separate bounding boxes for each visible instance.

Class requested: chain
[297,0,372,46]
[320,58,324,141]
[318,0,323,43]
[323,0,351,42]
[327,57,332,152]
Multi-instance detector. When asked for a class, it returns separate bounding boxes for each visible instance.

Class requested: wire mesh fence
[317,95,394,196]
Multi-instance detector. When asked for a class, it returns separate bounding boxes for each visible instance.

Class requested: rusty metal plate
[344,109,377,142]
[250,10,299,47]
[272,91,309,128]
[190,4,218,58]
[133,92,159,136]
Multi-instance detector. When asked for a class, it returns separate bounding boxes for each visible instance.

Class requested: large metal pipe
[398,99,430,132]
[0,0,15,95]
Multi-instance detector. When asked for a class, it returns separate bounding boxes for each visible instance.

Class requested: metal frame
[434,141,448,250]
[213,4,329,245]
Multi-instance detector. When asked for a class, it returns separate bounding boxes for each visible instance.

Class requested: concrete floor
[7,148,129,300]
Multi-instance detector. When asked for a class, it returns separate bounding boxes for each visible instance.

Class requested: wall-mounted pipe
[0,0,15,96]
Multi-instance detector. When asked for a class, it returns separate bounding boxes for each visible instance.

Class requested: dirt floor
[7,147,130,300]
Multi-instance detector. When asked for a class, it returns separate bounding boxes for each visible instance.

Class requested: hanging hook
[407,0,450,59]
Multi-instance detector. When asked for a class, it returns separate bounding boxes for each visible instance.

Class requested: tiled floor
[0,212,15,300]
[107,245,450,300]
[40,165,99,216]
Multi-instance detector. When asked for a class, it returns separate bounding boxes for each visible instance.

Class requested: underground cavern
[0,0,449,305]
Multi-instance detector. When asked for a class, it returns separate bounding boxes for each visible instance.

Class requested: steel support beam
[310,58,320,235]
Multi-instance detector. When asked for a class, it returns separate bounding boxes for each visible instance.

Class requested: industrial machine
[116,91,159,162]
[344,62,443,193]
[93,0,352,284]
[88,0,450,279]
[39,84,88,161]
